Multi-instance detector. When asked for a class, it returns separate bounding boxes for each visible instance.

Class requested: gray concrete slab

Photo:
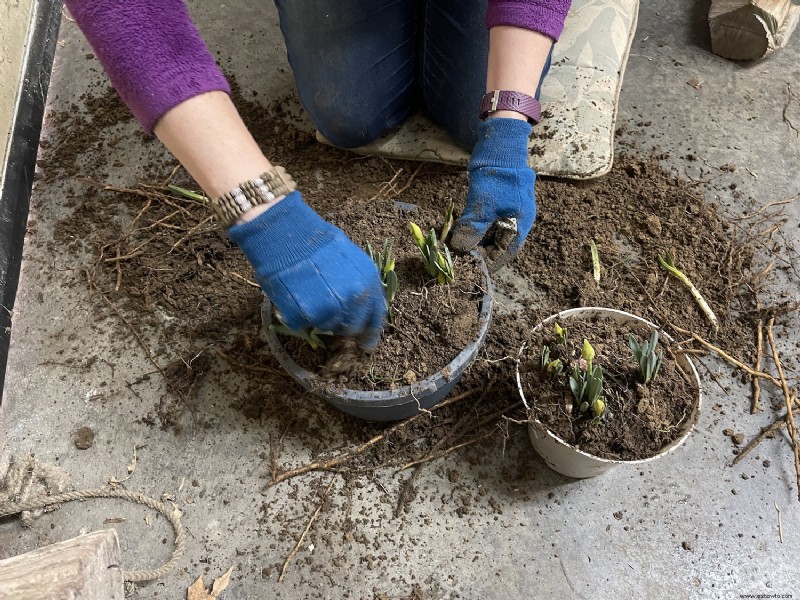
[2,1,800,599]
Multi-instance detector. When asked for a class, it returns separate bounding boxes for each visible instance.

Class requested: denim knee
[313,99,410,149]
[274,0,417,149]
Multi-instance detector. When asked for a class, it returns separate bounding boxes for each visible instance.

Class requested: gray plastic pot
[516,307,702,479]
[262,251,493,422]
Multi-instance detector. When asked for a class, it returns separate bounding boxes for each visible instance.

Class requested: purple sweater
[65,1,571,134]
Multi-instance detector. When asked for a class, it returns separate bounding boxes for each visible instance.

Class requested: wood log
[709,0,800,60]
[0,529,124,600]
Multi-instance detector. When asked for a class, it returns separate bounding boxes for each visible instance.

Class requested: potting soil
[519,315,699,461]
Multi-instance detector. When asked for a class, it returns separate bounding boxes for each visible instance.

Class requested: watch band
[212,166,297,228]
[479,90,542,125]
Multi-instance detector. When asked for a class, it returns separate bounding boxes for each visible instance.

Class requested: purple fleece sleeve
[65,0,230,134]
[487,1,572,41]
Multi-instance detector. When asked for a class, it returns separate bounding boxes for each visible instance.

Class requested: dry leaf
[210,566,235,596]
[186,566,235,600]
[187,576,212,600]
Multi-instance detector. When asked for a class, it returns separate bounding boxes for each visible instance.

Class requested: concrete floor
[2,1,800,598]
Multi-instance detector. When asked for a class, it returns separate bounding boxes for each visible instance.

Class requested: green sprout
[409,222,455,284]
[541,345,551,370]
[546,359,564,380]
[366,239,398,304]
[590,239,601,284]
[269,324,333,350]
[166,184,207,203]
[553,322,568,346]
[657,254,718,330]
[629,330,663,385]
[540,345,564,380]
[440,200,455,244]
[569,339,605,418]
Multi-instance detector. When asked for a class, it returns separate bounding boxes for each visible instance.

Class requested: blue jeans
[274,0,550,151]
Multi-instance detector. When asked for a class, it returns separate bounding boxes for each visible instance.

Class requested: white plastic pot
[515,307,702,479]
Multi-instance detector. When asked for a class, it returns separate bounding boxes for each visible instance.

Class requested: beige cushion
[316,0,640,180]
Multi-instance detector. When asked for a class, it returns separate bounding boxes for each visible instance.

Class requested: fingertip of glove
[488,240,524,273]
[448,223,481,252]
[361,297,388,350]
[358,330,381,351]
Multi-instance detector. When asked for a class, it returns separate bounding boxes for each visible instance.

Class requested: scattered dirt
[73,426,95,449]
[35,79,787,591]
[39,80,767,460]
[519,314,698,461]
[40,72,776,464]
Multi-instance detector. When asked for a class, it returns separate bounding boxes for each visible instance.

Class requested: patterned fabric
[318,0,640,180]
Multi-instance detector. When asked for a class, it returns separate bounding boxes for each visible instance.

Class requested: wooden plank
[709,0,800,60]
[0,529,124,600]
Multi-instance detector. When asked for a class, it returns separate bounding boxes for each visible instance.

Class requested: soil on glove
[518,315,698,461]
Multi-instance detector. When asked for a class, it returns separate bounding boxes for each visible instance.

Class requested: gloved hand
[449,117,536,271]
[228,191,386,348]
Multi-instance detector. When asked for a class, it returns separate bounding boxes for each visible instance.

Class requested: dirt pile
[39,82,770,500]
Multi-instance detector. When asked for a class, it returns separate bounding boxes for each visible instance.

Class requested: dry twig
[264,387,480,488]
[85,269,163,377]
[670,324,781,387]
[278,477,335,583]
[783,83,800,136]
[765,319,800,501]
[752,320,764,413]
[216,350,286,378]
[732,397,799,466]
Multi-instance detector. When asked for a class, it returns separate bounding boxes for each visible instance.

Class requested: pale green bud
[581,339,595,364]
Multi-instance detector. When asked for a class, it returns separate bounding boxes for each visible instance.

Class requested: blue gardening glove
[450,117,536,271]
[228,191,387,348]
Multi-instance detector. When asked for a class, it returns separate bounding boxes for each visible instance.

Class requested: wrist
[211,166,297,228]
[236,194,286,224]
[487,110,527,122]
[479,90,541,125]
